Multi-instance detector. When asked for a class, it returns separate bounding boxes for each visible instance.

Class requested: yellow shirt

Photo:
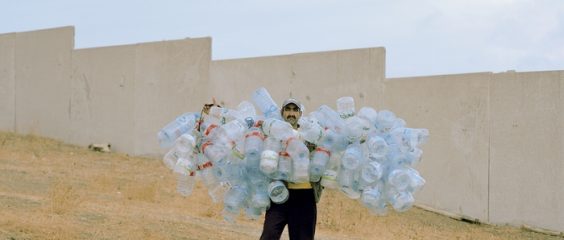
[287,182,312,189]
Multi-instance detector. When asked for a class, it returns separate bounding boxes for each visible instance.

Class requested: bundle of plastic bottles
[157,87,429,222]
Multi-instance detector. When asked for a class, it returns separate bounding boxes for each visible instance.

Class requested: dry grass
[0,131,562,240]
[122,179,158,202]
[47,178,83,214]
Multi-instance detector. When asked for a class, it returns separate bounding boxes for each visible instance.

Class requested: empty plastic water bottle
[224,185,249,214]
[345,116,371,142]
[214,119,247,147]
[175,172,196,197]
[405,128,430,149]
[361,161,384,184]
[319,128,349,152]
[341,142,363,170]
[259,137,281,175]
[237,100,257,118]
[211,160,231,183]
[197,154,229,203]
[387,167,413,191]
[268,180,289,204]
[276,152,292,181]
[244,128,265,162]
[406,167,425,192]
[309,146,331,182]
[200,140,230,164]
[163,147,181,170]
[338,167,361,199]
[208,106,230,124]
[250,190,271,209]
[321,151,341,189]
[260,150,279,175]
[298,116,324,144]
[261,118,296,141]
[251,87,281,119]
[402,147,423,167]
[393,118,407,129]
[321,169,339,189]
[336,96,355,119]
[175,133,196,156]
[374,110,397,134]
[317,105,346,133]
[157,112,198,148]
[285,138,310,183]
[173,157,197,197]
[361,186,387,216]
[357,107,378,125]
[365,134,389,159]
[388,189,414,212]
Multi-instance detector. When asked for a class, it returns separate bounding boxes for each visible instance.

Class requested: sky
[1,0,563,77]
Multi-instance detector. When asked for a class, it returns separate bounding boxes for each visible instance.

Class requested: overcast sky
[1,0,563,77]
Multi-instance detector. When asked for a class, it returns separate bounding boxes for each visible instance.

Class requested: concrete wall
[211,48,385,111]
[71,38,211,155]
[70,45,137,153]
[14,27,74,141]
[388,71,564,233]
[0,33,15,132]
[0,26,211,155]
[385,73,492,222]
[489,71,564,232]
[133,38,211,156]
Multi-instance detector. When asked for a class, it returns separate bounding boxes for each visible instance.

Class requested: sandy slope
[0,132,560,240]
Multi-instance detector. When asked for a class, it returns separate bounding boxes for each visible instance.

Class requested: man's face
[282,103,301,126]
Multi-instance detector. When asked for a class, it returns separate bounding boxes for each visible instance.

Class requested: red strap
[245,131,265,140]
[279,151,290,157]
[315,146,331,157]
[201,141,212,153]
[197,161,213,170]
[285,137,297,147]
[204,124,218,137]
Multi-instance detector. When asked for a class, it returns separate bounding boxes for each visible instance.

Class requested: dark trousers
[260,188,317,240]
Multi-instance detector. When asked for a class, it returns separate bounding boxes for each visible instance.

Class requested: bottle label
[231,148,245,160]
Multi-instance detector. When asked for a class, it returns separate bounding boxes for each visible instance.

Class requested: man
[260,98,323,240]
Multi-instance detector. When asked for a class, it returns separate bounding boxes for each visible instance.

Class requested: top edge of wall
[387,71,494,81]
[388,69,564,81]
[10,26,75,35]
[0,31,16,37]
[75,36,212,51]
[213,46,386,63]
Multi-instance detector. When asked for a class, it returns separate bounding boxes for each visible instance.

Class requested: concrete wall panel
[211,48,385,113]
[211,56,293,109]
[289,48,385,111]
[70,45,136,153]
[385,73,491,221]
[134,38,211,156]
[490,71,563,232]
[0,33,15,132]
[14,27,74,141]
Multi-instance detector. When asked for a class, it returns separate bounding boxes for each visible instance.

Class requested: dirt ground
[0,132,561,240]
